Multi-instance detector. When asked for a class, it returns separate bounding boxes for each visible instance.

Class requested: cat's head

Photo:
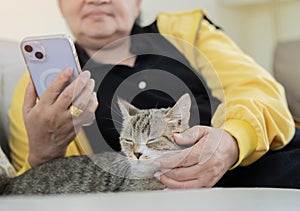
[118,93,191,161]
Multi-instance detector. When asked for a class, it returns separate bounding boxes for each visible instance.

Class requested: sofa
[273,40,300,123]
[0,39,26,157]
[0,39,26,176]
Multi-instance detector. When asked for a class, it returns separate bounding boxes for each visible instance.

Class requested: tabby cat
[0,93,191,195]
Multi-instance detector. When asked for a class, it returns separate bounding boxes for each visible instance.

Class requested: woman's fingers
[56,70,92,110]
[154,127,239,189]
[39,68,74,106]
[23,78,37,115]
[156,147,199,169]
[158,162,201,182]
[174,126,211,145]
[155,173,203,189]
[71,78,95,112]
[23,68,98,167]
[156,126,213,169]
[72,92,98,127]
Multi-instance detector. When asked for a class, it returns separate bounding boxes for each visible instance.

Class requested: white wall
[0,0,69,41]
[1,0,300,72]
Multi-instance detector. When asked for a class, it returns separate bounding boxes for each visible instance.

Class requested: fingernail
[87,79,95,91]
[174,133,183,139]
[81,71,88,78]
[90,78,95,86]
[154,172,161,181]
[93,92,99,107]
[81,71,91,83]
[82,70,91,78]
[64,68,73,76]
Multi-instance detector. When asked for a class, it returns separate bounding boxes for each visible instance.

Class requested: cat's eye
[123,139,134,144]
[147,138,158,144]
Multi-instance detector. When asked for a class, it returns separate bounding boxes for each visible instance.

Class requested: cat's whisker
[101,103,123,120]
[111,103,124,119]
[149,150,183,159]
[105,156,132,177]
[122,162,132,176]
[102,127,123,132]
[98,116,123,125]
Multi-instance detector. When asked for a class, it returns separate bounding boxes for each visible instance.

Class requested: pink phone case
[20,34,81,98]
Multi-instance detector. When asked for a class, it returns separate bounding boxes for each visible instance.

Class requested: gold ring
[69,105,83,117]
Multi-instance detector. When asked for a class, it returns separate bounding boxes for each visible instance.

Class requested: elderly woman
[9,0,299,189]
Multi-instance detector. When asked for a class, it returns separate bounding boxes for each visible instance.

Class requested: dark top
[75,22,218,153]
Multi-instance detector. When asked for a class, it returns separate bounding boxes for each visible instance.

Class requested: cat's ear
[166,93,191,125]
[117,98,139,119]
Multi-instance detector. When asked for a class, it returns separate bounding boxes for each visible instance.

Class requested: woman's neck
[81,38,136,67]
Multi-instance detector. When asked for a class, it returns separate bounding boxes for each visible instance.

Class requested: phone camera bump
[24,45,33,53]
[35,52,44,60]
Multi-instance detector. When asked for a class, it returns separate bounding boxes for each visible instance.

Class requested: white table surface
[1,188,300,211]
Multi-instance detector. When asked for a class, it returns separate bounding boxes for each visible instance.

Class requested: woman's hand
[23,68,98,167]
[154,126,239,189]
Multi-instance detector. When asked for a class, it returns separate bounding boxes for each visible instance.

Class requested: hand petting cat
[154,126,239,189]
[23,68,98,167]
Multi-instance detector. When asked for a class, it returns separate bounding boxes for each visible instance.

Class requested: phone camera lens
[24,45,33,53]
[35,52,44,60]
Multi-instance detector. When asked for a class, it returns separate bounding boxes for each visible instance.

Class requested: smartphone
[20,34,81,98]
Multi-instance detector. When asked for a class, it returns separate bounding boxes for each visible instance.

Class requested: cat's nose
[134,152,143,159]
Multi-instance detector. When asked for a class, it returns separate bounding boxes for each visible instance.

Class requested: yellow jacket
[9,9,295,175]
